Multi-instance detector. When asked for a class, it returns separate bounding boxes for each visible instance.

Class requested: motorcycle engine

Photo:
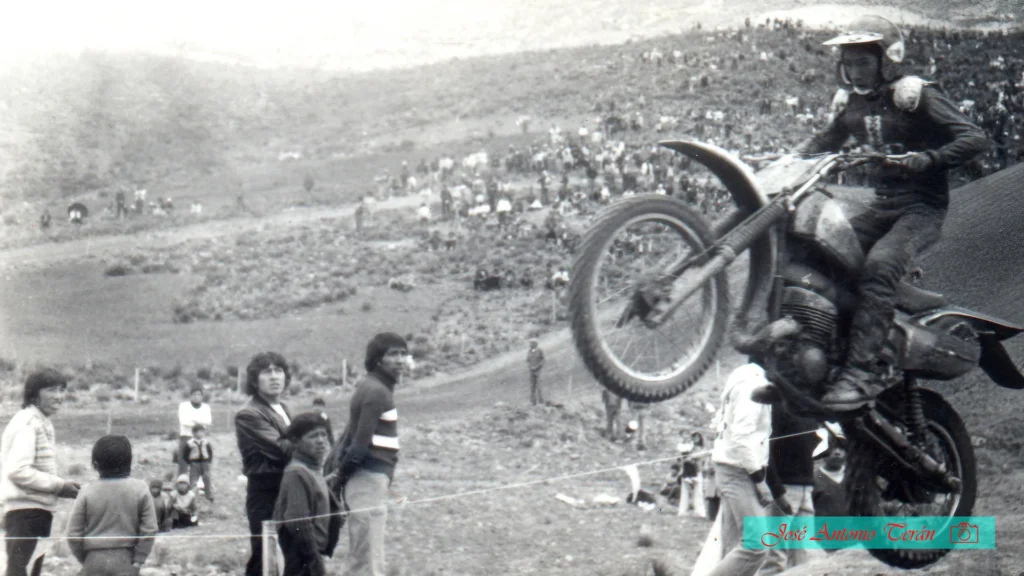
[780,286,838,385]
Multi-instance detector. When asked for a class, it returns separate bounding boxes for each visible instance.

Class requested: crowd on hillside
[372,19,1021,228]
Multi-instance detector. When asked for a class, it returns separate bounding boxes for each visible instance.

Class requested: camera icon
[949,522,979,545]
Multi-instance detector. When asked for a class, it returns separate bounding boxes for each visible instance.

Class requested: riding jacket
[798,76,990,202]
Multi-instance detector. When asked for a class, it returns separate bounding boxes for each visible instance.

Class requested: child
[273,413,343,576]
[168,474,199,529]
[149,479,173,532]
[186,424,214,502]
[66,435,158,575]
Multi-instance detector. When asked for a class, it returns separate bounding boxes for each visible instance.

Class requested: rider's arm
[917,86,991,170]
[794,90,851,154]
[794,119,850,155]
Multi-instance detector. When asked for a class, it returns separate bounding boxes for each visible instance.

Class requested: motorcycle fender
[917,307,1024,342]
[978,335,1024,390]
[658,140,769,212]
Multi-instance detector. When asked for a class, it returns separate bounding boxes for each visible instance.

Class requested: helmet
[823,15,905,86]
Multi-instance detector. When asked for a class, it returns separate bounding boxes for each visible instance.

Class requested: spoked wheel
[568,196,729,402]
[844,387,976,569]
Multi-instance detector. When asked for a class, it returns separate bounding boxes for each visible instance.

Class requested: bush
[104,264,130,277]
[361,301,373,312]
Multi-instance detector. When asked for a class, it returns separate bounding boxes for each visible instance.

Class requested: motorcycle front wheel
[844,387,977,569]
[568,196,729,402]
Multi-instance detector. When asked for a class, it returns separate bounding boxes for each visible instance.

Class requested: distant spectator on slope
[65,435,158,575]
[177,385,212,476]
[527,340,545,406]
[1,369,80,576]
[235,352,294,576]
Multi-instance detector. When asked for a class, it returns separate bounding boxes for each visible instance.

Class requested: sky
[0,0,531,70]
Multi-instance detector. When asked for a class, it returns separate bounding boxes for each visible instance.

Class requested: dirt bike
[568,140,1024,569]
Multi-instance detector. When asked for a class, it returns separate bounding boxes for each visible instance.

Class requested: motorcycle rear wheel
[844,388,977,569]
[568,196,729,402]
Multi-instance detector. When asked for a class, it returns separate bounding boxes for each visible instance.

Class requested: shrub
[104,264,130,277]
[361,301,373,312]
[196,367,212,380]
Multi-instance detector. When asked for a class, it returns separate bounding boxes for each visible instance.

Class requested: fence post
[237,369,244,395]
[133,368,140,402]
[342,359,348,387]
[261,520,275,576]
[106,409,112,435]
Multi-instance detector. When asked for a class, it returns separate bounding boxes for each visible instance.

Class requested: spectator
[327,332,408,576]
[527,340,545,406]
[177,384,212,476]
[813,442,848,519]
[186,424,215,502]
[273,413,343,576]
[65,435,158,575]
[39,210,51,231]
[168,475,198,529]
[235,351,294,576]
[705,363,777,576]
[601,389,623,440]
[758,410,819,575]
[668,432,709,518]
[149,479,173,532]
[355,201,367,232]
[1,369,80,576]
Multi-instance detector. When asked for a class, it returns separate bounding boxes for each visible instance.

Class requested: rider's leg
[823,203,946,408]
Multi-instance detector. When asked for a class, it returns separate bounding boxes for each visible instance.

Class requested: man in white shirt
[707,362,774,576]
[177,385,213,476]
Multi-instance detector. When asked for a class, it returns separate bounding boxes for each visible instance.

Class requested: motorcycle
[568,140,1024,569]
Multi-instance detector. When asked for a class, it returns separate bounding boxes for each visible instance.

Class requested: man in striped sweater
[329,332,407,576]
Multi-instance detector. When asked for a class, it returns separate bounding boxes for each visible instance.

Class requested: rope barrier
[1,428,821,540]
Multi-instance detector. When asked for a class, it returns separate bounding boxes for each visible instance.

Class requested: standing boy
[66,435,158,575]
[186,424,215,502]
[274,413,343,576]
[177,385,212,475]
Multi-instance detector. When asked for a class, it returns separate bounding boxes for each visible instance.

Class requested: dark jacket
[799,76,990,202]
[326,370,399,486]
[274,457,343,576]
[235,395,293,479]
[767,409,819,489]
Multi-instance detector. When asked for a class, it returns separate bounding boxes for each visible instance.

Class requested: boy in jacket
[274,412,342,576]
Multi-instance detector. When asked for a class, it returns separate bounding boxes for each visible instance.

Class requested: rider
[794,16,989,410]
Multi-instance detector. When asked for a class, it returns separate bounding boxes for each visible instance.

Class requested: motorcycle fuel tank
[790,190,865,274]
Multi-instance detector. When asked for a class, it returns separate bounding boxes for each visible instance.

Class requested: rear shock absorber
[903,377,927,446]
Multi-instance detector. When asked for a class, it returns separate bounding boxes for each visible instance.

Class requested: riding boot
[822,288,895,410]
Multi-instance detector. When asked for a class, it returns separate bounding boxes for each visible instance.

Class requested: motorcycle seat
[896,282,947,313]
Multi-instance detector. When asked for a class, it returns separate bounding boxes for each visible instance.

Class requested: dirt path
[0,194,425,270]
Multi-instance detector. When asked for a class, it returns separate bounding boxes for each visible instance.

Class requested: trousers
[845,195,946,375]
[245,474,282,576]
[4,508,53,576]
[344,468,390,576]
